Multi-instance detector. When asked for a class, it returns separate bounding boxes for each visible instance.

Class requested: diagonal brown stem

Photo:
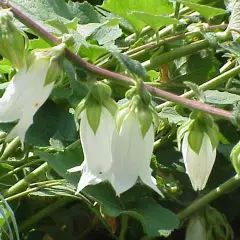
[0,0,234,121]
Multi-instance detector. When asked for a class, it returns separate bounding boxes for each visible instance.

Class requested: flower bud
[204,206,233,240]
[230,141,240,175]
[185,216,207,240]
[178,113,219,191]
[0,9,28,69]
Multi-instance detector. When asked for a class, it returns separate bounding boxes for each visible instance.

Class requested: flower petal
[76,107,114,192]
[182,132,216,191]
[1,58,55,144]
[108,111,142,195]
[139,125,163,196]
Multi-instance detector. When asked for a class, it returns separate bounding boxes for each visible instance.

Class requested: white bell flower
[68,107,115,193]
[0,42,66,145]
[182,132,216,191]
[0,58,54,144]
[107,109,162,196]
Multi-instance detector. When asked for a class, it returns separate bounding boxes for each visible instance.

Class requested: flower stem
[0,159,44,180]
[2,162,49,197]
[118,215,129,240]
[177,174,240,221]
[0,1,234,121]
[0,137,21,161]
[18,197,74,232]
[156,62,240,111]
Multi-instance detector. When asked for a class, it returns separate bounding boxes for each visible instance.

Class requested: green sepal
[199,113,214,129]
[44,59,62,86]
[86,101,102,134]
[136,105,153,137]
[205,125,219,150]
[125,87,137,100]
[200,113,219,150]
[151,106,161,131]
[188,122,204,155]
[177,119,194,150]
[230,141,240,175]
[74,99,86,130]
[91,82,112,104]
[136,80,152,105]
[103,98,117,117]
[204,206,233,240]
[0,9,28,69]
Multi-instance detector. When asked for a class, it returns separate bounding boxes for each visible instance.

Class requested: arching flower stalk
[0,43,65,146]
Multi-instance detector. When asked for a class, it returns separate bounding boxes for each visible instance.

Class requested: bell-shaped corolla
[182,132,216,191]
[107,108,162,196]
[0,44,65,145]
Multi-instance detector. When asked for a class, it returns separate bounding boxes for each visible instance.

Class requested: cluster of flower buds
[0,10,65,146]
[177,111,220,191]
[69,81,163,196]
[185,206,233,240]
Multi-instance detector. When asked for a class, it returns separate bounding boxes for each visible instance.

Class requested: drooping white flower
[182,132,216,191]
[68,107,115,193]
[107,109,162,196]
[185,216,207,240]
[0,44,65,145]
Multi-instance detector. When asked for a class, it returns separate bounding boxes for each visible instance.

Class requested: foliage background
[0,0,240,239]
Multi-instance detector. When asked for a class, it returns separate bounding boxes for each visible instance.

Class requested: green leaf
[169,49,218,84]
[29,38,50,50]
[205,90,240,106]
[67,1,103,24]
[126,198,179,237]
[91,24,122,45]
[63,60,89,103]
[0,59,12,74]
[10,0,72,24]
[36,141,83,185]
[176,0,227,19]
[9,0,98,51]
[102,0,174,32]
[158,107,188,125]
[184,81,205,102]
[26,101,77,147]
[45,18,69,34]
[79,44,108,63]
[220,41,240,57]
[129,12,178,33]
[110,50,147,80]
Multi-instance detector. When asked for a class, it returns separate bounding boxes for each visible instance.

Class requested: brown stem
[0,0,234,121]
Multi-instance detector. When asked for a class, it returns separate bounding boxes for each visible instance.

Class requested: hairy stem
[156,61,240,111]
[18,197,74,232]
[3,162,49,197]
[0,1,233,121]
[177,174,240,221]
